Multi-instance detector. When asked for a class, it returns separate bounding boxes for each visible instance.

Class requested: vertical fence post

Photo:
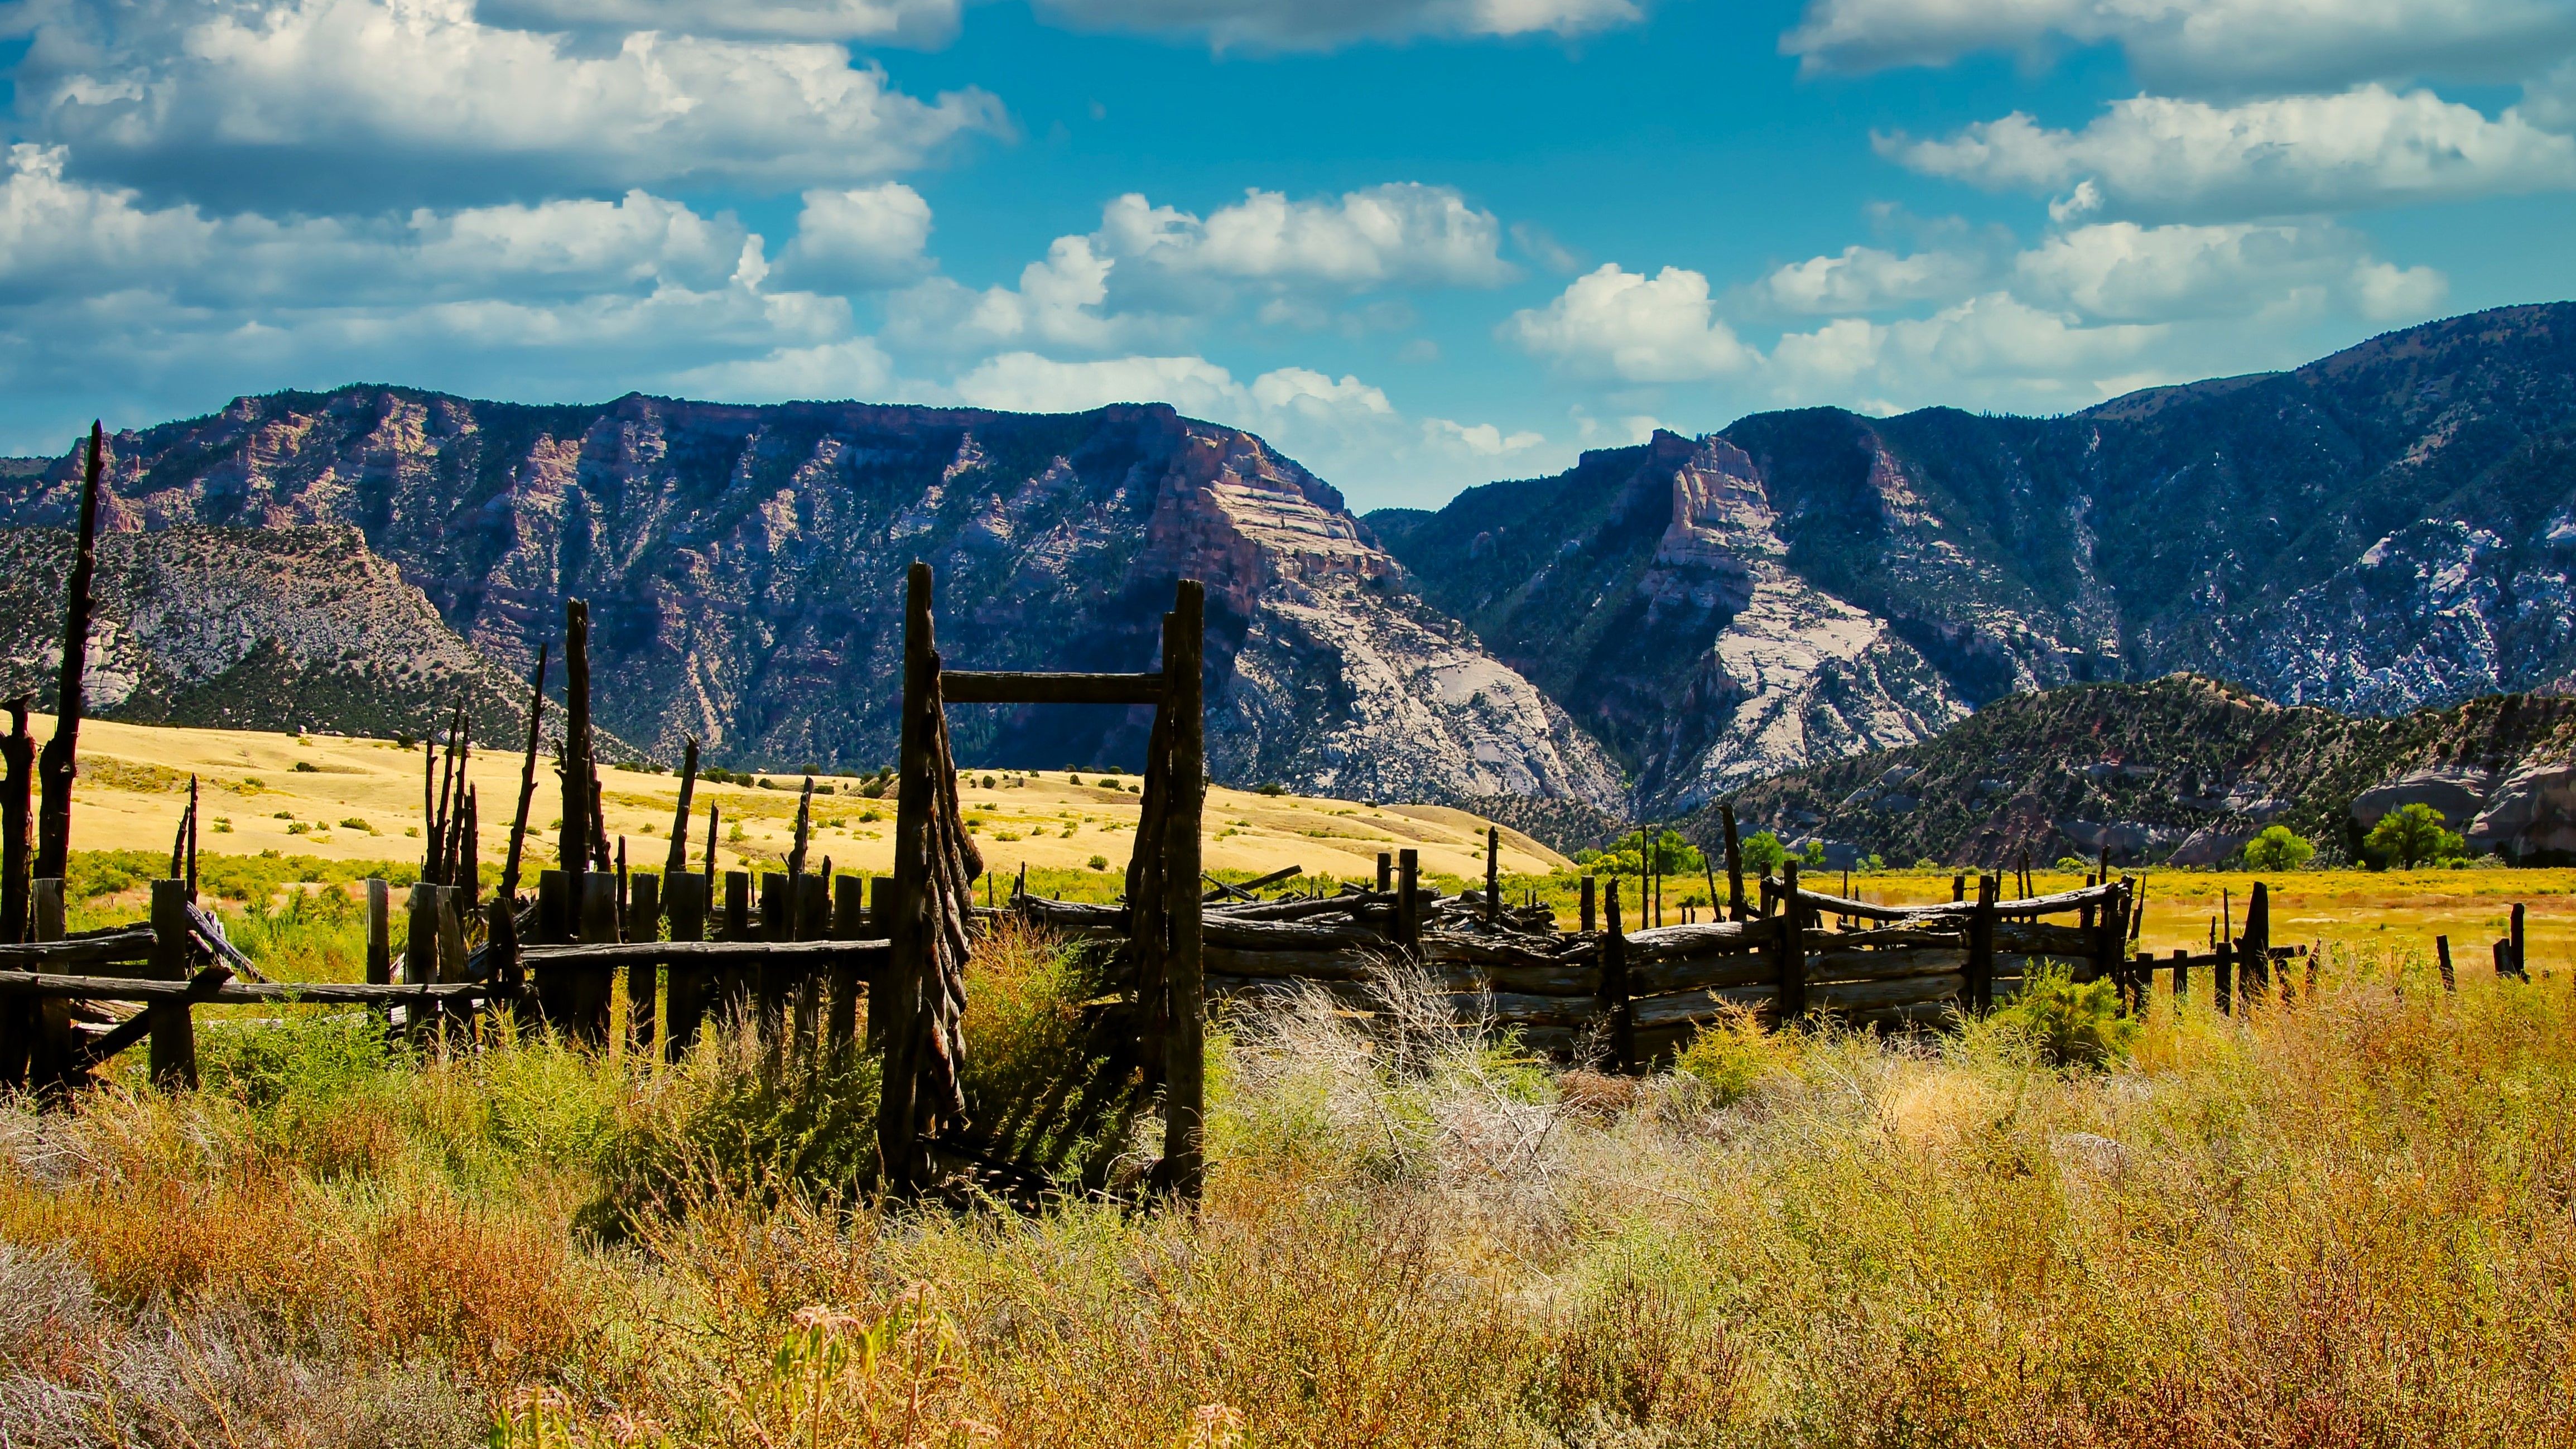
[1376,852,1391,893]
[2241,882,2270,1005]
[1777,860,1807,1022]
[1967,873,1996,1014]
[1396,849,1421,955]
[2213,940,2234,1016]
[147,879,196,1090]
[1598,877,1629,1070]
[1484,826,1500,927]
[2170,947,2188,1002]
[1162,579,1207,1203]
[576,873,617,1046]
[627,873,659,1053]
[27,880,67,1088]
[723,869,753,1022]
[404,883,438,988]
[1578,875,1596,934]
[829,874,865,1051]
[2511,904,2527,980]
[2436,935,2455,991]
[1721,805,1746,922]
[364,878,389,985]
[664,871,707,1060]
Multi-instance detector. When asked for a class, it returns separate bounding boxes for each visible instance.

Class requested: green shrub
[2242,824,2316,871]
[2365,803,2464,870]
[1991,965,2135,1070]
[1673,1005,1797,1105]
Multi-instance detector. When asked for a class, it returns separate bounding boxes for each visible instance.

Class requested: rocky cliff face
[1373,303,2576,814]
[1692,675,2576,869]
[0,393,1619,806]
[0,524,533,740]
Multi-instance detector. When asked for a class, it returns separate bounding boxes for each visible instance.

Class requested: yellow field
[22,714,1567,885]
[1800,866,2575,967]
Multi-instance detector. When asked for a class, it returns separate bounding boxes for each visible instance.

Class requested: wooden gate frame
[880,562,1207,1201]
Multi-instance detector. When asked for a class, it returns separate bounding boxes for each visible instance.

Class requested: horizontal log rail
[940,670,1166,705]
[1770,878,2121,923]
[0,930,155,967]
[0,970,493,1005]
[518,938,889,968]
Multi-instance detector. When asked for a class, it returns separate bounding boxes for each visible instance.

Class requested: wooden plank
[1721,803,1746,922]
[939,670,1165,705]
[1630,952,1775,997]
[516,940,892,968]
[1163,579,1207,1202]
[1623,918,1779,963]
[27,879,71,1088]
[2436,935,2454,991]
[147,880,196,1089]
[0,930,155,967]
[1803,948,1968,985]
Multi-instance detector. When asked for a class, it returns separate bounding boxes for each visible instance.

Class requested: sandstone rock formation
[0,393,1617,806]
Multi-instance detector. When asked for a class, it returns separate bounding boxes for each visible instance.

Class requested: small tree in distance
[2241,825,2316,872]
[2363,803,2464,870]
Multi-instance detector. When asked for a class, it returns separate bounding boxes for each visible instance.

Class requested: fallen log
[0,931,155,968]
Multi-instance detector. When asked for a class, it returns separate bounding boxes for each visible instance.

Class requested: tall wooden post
[1599,878,1630,1071]
[2213,940,2234,1016]
[830,873,866,1051]
[1376,852,1391,893]
[1579,875,1596,933]
[1396,849,1421,953]
[2240,882,2269,1005]
[1721,805,1746,922]
[147,879,196,1090]
[2511,903,2527,980]
[2436,935,2455,991]
[25,880,68,1088]
[560,599,596,914]
[1484,825,1500,926]
[34,423,105,884]
[575,873,617,1045]
[404,883,438,988]
[1162,580,1207,1201]
[1,700,29,945]
[1776,860,1807,1020]
[1967,873,1997,1013]
[880,562,937,1190]
[663,872,707,1060]
[627,873,659,1051]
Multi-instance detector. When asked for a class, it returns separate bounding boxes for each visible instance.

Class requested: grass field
[0,935,2564,1445]
[24,713,1566,890]
[17,725,2576,1441]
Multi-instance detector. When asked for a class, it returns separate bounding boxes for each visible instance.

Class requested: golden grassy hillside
[22,714,1568,885]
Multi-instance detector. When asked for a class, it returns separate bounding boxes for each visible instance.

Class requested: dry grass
[0,932,2571,1445]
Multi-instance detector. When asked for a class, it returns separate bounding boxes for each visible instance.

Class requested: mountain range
[4,301,2574,825]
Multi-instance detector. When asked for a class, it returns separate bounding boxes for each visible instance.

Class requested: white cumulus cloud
[1783,0,2576,94]
[773,184,936,291]
[474,0,961,43]
[2012,219,2446,321]
[1097,184,1515,289]
[1885,86,2576,222]
[1760,244,1987,313]
[1504,263,1759,382]
[1029,0,1641,50]
[11,0,1007,210]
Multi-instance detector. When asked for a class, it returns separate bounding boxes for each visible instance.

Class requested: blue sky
[4,0,2575,510]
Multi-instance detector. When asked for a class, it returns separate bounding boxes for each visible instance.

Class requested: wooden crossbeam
[0,971,493,1004]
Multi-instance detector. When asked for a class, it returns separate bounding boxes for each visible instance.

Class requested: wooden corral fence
[1014,823,2381,1066]
[0,454,1220,1201]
